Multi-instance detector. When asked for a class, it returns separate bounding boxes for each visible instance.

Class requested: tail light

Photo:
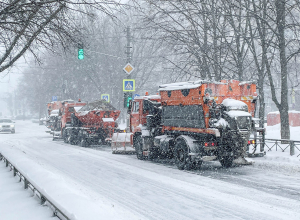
[204,142,217,147]
[248,140,255,144]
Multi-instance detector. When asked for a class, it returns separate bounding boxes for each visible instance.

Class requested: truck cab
[60,102,86,129]
[128,95,161,134]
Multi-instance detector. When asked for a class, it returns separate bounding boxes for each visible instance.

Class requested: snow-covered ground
[0,162,56,220]
[266,123,300,141]
[0,121,300,220]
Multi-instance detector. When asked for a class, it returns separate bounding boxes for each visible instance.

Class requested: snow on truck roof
[134,95,161,101]
[158,80,255,91]
[50,109,59,116]
[238,81,256,85]
[78,100,116,111]
[222,98,247,108]
[226,110,252,117]
[158,80,227,91]
[74,106,82,112]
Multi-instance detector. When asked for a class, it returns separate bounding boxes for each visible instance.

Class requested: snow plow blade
[233,157,254,165]
[111,132,135,154]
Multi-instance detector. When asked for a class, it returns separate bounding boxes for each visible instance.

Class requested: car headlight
[10,125,15,128]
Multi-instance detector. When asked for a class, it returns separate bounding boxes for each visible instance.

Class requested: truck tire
[63,129,68,143]
[67,134,74,145]
[220,156,233,168]
[135,135,145,160]
[174,137,194,170]
[80,138,89,148]
[148,147,159,160]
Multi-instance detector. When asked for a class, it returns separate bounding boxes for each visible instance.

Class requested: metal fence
[264,139,300,157]
[0,153,70,220]
[248,138,300,157]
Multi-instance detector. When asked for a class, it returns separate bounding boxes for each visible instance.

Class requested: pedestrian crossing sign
[101,94,110,102]
[123,79,135,92]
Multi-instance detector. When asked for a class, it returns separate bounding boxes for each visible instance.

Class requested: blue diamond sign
[133,94,140,100]
[101,94,110,102]
[123,79,135,92]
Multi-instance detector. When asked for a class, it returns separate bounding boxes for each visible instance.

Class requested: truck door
[130,101,140,132]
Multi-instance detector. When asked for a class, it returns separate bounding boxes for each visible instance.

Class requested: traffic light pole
[124,26,132,127]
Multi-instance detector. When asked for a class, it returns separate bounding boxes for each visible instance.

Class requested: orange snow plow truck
[62,100,121,147]
[112,79,262,170]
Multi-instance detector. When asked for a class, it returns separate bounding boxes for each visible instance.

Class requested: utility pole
[124,26,133,125]
[126,26,132,64]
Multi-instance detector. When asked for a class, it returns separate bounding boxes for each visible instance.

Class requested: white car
[0,119,15,133]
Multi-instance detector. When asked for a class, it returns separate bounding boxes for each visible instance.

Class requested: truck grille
[239,129,250,139]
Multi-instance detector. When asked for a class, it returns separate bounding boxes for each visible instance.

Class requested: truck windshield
[236,116,251,129]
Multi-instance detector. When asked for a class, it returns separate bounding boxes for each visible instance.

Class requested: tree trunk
[276,0,290,140]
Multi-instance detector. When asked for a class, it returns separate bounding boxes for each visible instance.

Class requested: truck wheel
[174,138,193,170]
[220,156,233,168]
[135,136,144,160]
[68,136,73,145]
[80,138,89,148]
[63,129,68,143]
[70,139,76,145]
[194,161,203,170]
[148,147,159,160]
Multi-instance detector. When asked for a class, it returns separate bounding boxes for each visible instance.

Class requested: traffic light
[78,44,84,60]
[124,92,132,108]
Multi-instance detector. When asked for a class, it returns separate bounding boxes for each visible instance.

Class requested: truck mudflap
[111,132,135,154]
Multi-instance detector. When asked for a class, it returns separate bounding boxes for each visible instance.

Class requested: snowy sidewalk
[0,162,56,220]
[263,124,300,158]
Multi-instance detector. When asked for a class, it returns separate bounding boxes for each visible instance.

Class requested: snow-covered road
[1,121,300,220]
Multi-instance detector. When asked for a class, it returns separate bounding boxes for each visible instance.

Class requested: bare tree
[0,0,123,74]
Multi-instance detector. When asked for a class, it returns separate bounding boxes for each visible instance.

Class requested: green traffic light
[78,48,84,60]
[126,97,132,107]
